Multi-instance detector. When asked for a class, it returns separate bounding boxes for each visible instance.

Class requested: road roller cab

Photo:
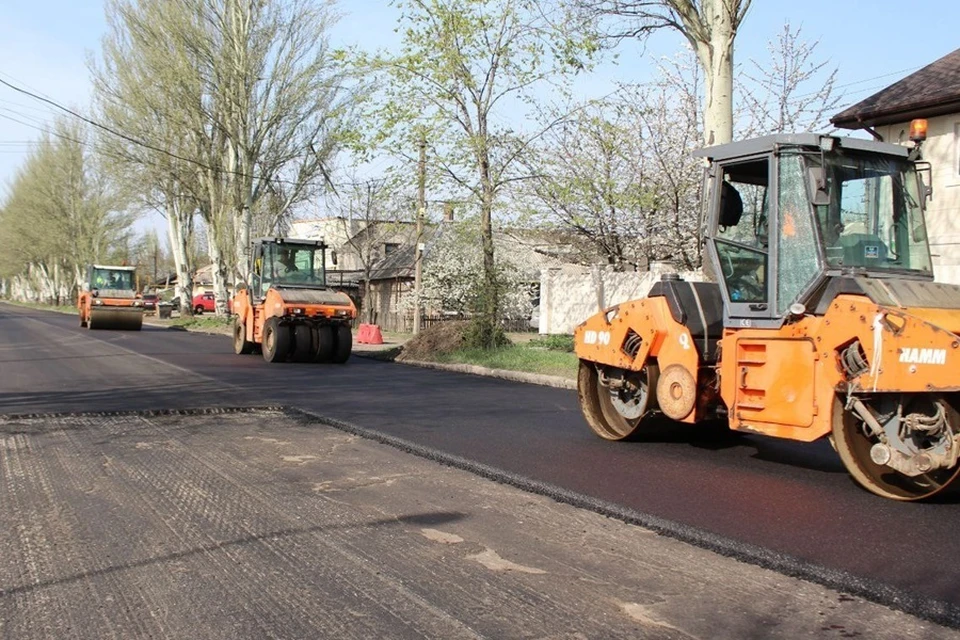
[78,265,144,330]
[231,238,357,363]
[574,123,960,500]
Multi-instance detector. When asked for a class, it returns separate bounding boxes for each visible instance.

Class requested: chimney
[444,202,454,222]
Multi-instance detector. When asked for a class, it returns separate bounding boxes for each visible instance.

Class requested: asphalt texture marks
[0,410,955,640]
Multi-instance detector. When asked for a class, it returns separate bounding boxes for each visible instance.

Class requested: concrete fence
[538,263,703,335]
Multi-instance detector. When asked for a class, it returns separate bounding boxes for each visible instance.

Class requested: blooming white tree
[400,219,534,324]
[526,52,703,269]
[739,22,842,135]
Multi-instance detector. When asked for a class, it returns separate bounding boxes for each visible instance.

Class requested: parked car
[141,293,159,313]
[192,292,230,314]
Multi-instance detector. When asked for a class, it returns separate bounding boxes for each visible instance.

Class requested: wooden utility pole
[413,134,426,334]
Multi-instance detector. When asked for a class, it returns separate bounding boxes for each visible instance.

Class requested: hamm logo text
[899,348,947,365]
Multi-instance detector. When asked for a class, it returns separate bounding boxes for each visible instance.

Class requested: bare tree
[739,22,841,135]
[324,177,417,323]
[93,0,354,316]
[213,0,354,283]
[574,0,751,145]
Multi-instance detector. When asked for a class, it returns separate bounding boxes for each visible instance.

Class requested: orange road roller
[232,238,357,363]
[78,264,144,331]
[575,125,960,500]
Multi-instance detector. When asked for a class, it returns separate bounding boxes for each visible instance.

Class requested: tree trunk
[479,151,499,345]
[206,230,231,317]
[166,200,194,317]
[690,0,736,145]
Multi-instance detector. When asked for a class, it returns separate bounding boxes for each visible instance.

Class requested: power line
[0,75,332,192]
[790,65,924,101]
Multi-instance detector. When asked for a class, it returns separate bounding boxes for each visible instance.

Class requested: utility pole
[413,133,426,334]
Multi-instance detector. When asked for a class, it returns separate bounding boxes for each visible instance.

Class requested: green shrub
[529,334,575,352]
[463,316,511,350]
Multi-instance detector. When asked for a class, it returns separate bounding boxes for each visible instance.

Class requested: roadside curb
[354,352,577,390]
[143,318,232,336]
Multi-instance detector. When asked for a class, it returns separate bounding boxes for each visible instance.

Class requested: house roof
[368,244,417,281]
[364,223,591,283]
[366,226,441,281]
[831,47,960,129]
[344,220,420,248]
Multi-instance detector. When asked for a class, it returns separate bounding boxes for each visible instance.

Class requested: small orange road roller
[78,264,143,331]
[232,238,357,363]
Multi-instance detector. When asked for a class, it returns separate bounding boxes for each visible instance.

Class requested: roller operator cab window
[263,243,327,287]
[91,268,134,291]
[777,154,822,315]
[714,158,769,304]
[813,152,932,274]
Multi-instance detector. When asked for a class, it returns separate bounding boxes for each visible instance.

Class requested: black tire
[313,325,334,363]
[832,394,960,501]
[262,316,290,363]
[291,324,314,362]
[233,315,254,355]
[577,360,657,440]
[331,324,352,364]
[194,306,204,315]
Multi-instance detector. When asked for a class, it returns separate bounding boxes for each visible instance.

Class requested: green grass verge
[3,300,76,314]
[432,344,578,380]
[168,315,233,332]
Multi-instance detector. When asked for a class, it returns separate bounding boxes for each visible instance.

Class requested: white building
[288,217,367,270]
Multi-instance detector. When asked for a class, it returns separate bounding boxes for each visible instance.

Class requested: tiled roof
[832,48,960,128]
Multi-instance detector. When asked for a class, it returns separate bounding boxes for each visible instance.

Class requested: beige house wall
[538,264,703,335]
[876,115,960,283]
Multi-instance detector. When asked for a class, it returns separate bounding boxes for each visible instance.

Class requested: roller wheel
[832,395,960,501]
[331,324,352,364]
[313,325,334,363]
[262,317,290,363]
[577,360,658,440]
[232,316,254,355]
[291,324,314,362]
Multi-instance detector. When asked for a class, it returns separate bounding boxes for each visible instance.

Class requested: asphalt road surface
[2,303,960,631]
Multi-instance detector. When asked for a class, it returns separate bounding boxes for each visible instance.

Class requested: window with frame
[714,158,770,304]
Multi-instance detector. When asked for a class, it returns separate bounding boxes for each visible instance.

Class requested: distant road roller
[78,265,143,330]
[575,123,960,501]
[232,238,357,363]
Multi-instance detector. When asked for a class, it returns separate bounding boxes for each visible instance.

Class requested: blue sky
[1,0,958,206]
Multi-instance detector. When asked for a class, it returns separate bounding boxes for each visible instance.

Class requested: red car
[141,293,159,313]
[192,292,231,314]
